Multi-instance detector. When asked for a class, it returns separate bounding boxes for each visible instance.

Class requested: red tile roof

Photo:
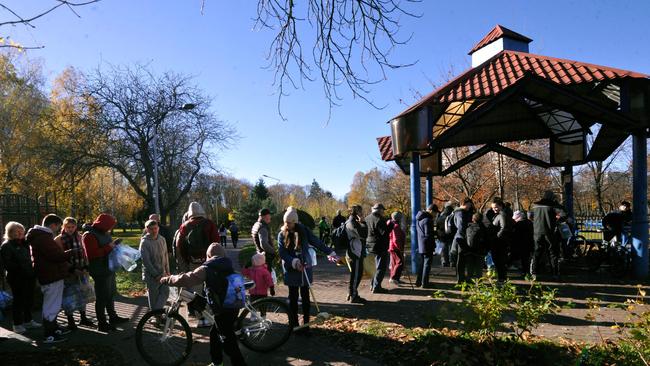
[392,50,648,121]
[468,25,532,55]
[377,136,394,161]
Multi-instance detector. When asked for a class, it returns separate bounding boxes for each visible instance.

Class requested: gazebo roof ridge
[468,24,533,55]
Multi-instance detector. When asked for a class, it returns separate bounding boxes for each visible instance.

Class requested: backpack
[185,220,209,258]
[331,223,349,249]
[444,213,457,235]
[205,270,246,312]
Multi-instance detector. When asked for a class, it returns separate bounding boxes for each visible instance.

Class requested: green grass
[113,228,143,248]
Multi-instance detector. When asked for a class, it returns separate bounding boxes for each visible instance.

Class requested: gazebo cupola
[469,25,532,67]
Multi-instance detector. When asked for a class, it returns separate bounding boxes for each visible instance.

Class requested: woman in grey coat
[140,220,170,313]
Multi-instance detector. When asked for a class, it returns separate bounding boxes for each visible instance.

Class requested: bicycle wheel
[236,297,292,352]
[585,247,604,272]
[573,236,590,258]
[135,309,193,366]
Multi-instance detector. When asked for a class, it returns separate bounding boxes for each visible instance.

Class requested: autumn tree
[45,64,236,224]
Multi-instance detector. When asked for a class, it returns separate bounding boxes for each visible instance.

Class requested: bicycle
[585,232,632,278]
[559,222,590,261]
[135,281,292,366]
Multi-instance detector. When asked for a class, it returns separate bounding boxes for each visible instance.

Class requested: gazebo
[378,25,649,278]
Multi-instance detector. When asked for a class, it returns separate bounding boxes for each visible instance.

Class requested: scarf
[61,231,88,269]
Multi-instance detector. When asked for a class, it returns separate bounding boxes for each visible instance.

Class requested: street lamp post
[152,103,196,215]
[262,174,281,184]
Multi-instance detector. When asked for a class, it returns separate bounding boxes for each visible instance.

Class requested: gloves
[269,286,275,296]
[327,253,340,263]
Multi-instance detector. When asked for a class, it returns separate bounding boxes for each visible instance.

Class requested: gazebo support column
[425,174,433,208]
[631,130,648,279]
[410,152,421,274]
[563,165,574,219]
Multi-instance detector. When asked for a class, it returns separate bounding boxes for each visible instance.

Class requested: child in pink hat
[242,253,275,302]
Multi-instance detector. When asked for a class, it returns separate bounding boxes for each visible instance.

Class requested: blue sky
[5,1,650,198]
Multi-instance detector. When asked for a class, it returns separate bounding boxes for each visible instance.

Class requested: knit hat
[188,202,206,219]
[283,206,299,223]
[252,253,266,266]
[206,243,226,258]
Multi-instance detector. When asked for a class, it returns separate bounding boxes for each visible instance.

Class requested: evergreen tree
[252,178,270,201]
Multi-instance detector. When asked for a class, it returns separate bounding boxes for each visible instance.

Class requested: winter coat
[26,226,72,285]
[82,214,117,278]
[436,206,454,242]
[242,264,274,296]
[466,222,487,255]
[452,208,474,253]
[277,222,334,287]
[252,219,275,255]
[531,199,561,239]
[388,219,405,253]
[416,210,435,254]
[490,210,512,250]
[0,239,35,280]
[365,212,390,254]
[513,219,534,254]
[345,216,367,259]
[177,217,219,263]
[140,233,170,281]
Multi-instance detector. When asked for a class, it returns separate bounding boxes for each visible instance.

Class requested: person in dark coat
[512,211,534,276]
[1,222,39,334]
[530,191,564,280]
[453,198,475,284]
[465,213,487,281]
[365,203,392,293]
[26,214,76,343]
[277,207,339,335]
[602,201,632,243]
[82,213,129,332]
[345,205,367,303]
[436,202,455,267]
[332,210,346,232]
[415,204,437,288]
[229,221,239,248]
[487,198,511,282]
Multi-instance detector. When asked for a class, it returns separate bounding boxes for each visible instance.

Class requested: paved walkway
[1,238,648,365]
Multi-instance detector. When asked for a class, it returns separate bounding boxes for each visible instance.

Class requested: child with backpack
[464,213,487,282]
[160,243,246,366]
[242,253,275,301]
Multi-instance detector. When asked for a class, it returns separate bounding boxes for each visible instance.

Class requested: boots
[79,312,95,327]
[66,314,78,331]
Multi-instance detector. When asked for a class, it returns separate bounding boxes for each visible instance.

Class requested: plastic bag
[435,240,445,255]
[0,290,12,309]
[362,253,376,280]
[308,246,317,266]
[109,244,141,272]
[79,274,96,303]
[62,282,83,313]
[271,268,277,285]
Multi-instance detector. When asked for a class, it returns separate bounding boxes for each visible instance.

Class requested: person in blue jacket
[277,206,339,335]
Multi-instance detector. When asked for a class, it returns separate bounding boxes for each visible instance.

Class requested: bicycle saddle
[244,280,256,290]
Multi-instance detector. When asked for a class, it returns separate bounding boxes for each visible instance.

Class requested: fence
[0,193,58,231]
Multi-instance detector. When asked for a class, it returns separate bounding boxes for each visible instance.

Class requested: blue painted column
[425,174,433,208]
[410,152,421,274]
[631,130,648,279]
[563,165,574,220]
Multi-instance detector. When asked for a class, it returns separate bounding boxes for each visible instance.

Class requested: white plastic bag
[109,244,141,272]
[308,246,317,266]
[271,268,277,285]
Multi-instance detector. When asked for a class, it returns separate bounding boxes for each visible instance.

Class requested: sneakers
[98,322,117,332]
[197,317,212,328]
[24,320,41,329]
[388,279,402,286]
[12,325,26,334]
[43,334,67,344]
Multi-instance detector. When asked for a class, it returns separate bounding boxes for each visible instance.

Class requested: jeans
[415,253,434,286]
[210,309,246,365]
[371,251,389,290]
[348,256,364,298]
[145,278,169,311]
